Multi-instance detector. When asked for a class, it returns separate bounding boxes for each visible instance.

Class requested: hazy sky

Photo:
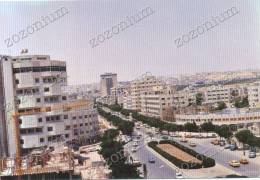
[1,0,260,85]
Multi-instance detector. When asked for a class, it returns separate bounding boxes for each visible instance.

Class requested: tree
[215,102,227,111]
[215,125,232,139]
[196,93,203,106]
[184,122,199,132]
[234,97,249,108]
[200,122,215,135]
[235,130,254,145]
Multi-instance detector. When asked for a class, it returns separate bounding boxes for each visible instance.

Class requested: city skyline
[1,0,260,84]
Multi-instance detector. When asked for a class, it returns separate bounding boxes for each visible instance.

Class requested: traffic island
[148,140,215,169]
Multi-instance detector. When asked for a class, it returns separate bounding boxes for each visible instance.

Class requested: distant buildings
[100,73,117,97]
[248,82,260,108]
[0,54,100,157]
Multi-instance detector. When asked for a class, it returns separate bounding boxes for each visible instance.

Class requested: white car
[176,172,183,179]
[133,142,138,147]
[131,147,138,153]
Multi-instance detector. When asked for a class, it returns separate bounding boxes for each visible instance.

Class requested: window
[40,138,44,143]
[79,116,82,119]
[72,116,76,120]
[35,78,40,83]
[65,125,70,130]
[44,87,49,92]
[15,79,19,84]
[20,139,24,144]
[62,96,67,100]
[36,98,41,103]
[47,127,53,132]
[38,118,42,122]
[65,134,69,138]
[80,123,83,127]
[64,115,68,119]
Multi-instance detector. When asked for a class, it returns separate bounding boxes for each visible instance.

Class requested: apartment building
[173,87,196,107]
[124,74,165,111]
[100,73,117,97]
[248,82,260,108]
[202,85,231,105]
[140,86,173,118]
[0,54,99,156]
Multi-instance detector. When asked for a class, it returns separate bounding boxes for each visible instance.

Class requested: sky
[0,0,260,85]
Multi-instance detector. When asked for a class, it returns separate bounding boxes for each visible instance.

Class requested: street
[103,107,260,178]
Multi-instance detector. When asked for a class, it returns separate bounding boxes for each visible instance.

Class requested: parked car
[189,142,196,147]
[211,140,219,145]
[176,172,183,179]
[224,145,231,149]
[219,141,226,146]
[230,144,236,151]
[240,159,249,164]
[249,151,256,158]
[161,135,169,140]
[148,156,155,163]
[180,138,188,143]
[229,160,240,167]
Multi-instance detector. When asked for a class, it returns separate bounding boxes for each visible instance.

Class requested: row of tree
[101,104,234,139]
[235,130,260,148]
[98,107,134,135]
[99,129,140,178]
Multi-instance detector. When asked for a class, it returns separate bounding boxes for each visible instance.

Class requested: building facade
[0,55,99,157]
[100,73,117,97]
[248,82,260,108]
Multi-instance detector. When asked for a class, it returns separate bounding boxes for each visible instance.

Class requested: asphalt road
[104,107,260,178]
[125,129,177,178]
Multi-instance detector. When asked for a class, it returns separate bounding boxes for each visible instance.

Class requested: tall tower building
[0,54,100,157]
[100,73,117,97]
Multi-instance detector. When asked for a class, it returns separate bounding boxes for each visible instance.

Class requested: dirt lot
[157,144,202,164]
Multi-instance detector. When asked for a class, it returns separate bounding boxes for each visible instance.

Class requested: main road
[102,107,260,178]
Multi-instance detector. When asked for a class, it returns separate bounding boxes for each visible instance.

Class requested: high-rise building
[0,54,100,157]
[100,73,117,97]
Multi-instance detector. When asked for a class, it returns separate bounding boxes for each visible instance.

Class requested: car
[148,156,155,163]
[211,140,219,145]
[161,136,169,140]
[185,134,193,138]
[229,160,240,167]
[180,138,188,143]
[230,144,236,151]
[176,172,183,179]
[131,147,138,153]
[219,141,226,146]
[133,142,138,147]
[240,159,249,164]
[249,152,256,158]
[189,142,196,147]
[224,145,231,149]
[132,160,142,167]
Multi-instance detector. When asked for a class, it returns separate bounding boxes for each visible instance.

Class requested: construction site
[0,100,109,180]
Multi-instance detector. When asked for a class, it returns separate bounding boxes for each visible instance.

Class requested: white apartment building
[0,54,99,156]
[248,82,260,108]
[124,74,165,111]
[140,86,173,118]
[202,85,231,105]
[173,87,196,107]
